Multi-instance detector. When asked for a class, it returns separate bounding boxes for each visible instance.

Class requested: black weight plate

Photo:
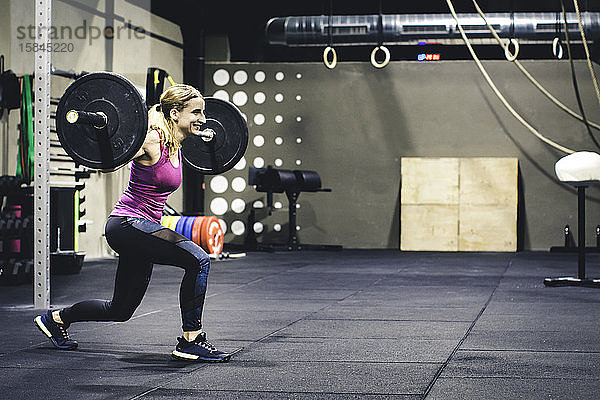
[56,72,147,169]
[181,97,248,175]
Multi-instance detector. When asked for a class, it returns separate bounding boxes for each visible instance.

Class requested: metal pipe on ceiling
[266,13,600,46]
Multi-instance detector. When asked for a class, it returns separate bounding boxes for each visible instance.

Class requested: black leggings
[60,216,210,331]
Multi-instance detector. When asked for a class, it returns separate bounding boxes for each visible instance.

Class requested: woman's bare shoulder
[131,129,162,163]
[146,128,162,144]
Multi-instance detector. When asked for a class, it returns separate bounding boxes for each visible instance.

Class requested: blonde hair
[147,84,203,158]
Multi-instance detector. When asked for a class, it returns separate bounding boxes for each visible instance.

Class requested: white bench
[545,152,600,287]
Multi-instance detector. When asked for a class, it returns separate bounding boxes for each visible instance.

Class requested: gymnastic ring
[323,46,337,69]
[370,45,390,69]
[552,37,564,59]
[504,38,519,62]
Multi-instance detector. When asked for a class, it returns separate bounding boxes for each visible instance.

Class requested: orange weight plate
[192,216,204,247]
[201,216,223,254]
[199,217,210,252]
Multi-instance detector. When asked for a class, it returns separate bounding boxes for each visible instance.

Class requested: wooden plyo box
[400,157,518,251]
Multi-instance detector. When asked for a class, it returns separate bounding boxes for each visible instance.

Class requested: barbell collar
[66,110,108,129]
[200,128,216,142]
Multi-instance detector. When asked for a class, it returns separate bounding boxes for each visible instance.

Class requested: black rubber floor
[1,250,600,399]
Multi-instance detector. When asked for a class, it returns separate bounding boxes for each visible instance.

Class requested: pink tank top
[111,138,182,223]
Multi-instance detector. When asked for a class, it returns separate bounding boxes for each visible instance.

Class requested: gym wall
[3,2,600,254]
[1,0,183,258]
[202,60,600,251]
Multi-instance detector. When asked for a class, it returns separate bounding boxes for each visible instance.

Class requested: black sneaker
[172,332,231,362]
[34,310,78,350]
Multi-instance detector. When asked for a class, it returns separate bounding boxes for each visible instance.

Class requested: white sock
[183,329,203,342]
[52,310,64,325]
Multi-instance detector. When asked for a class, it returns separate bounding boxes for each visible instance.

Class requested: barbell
[55,72,248,174]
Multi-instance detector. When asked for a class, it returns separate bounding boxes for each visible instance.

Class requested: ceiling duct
[266,13,600,46]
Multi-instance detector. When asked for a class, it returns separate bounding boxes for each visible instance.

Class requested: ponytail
[147,104,179,158]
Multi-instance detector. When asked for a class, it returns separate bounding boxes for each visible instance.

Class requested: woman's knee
[112,308,136,322]
[196,249,210,268]
[176,241,210,272]
[105,301,137,322]
[190,250,210,275]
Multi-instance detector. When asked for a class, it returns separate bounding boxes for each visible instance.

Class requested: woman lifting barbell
[34,84,230,362]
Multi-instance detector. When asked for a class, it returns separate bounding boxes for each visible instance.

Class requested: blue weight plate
[183,216,195,240]
[175,216,187,235]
